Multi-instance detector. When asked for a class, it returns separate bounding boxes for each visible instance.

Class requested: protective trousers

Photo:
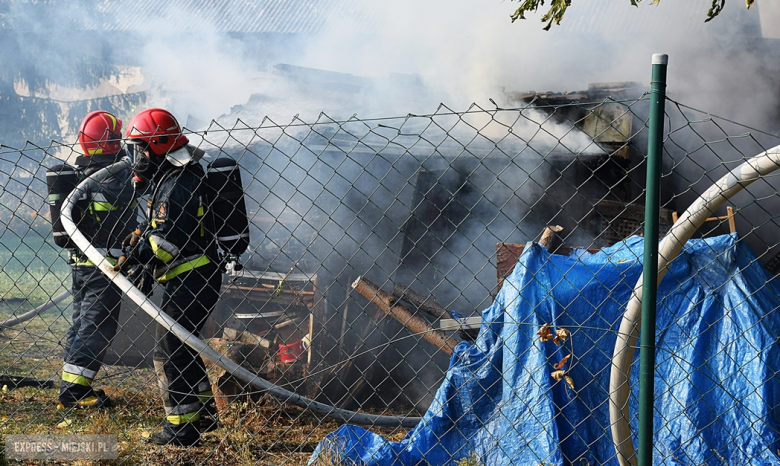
[153,265,221,422]
[60,265,122,401]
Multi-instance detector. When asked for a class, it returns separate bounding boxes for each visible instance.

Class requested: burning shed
[99,74,767,418]
[186,81,670,412]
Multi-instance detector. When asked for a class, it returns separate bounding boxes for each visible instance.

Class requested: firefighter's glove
[113,255,136,272]
[126,265,155,297]
[113,228,144,272]
[122,228,143,250]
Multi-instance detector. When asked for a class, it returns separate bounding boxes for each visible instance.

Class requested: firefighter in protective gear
[58,110,136,409]
[122,108,221,446]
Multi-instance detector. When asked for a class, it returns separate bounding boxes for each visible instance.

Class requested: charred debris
[198,81,690,414]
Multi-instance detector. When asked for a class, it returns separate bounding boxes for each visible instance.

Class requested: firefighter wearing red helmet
[120,108,221,446]
[56,110,136,409]
[78,111,124,155]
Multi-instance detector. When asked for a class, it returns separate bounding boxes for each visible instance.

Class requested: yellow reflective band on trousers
[198,390,213,404]
[62,372,92,387]
[74,256,118,267]
[167,412,201,425]
[149,237,176,263]
[157,255,211,283]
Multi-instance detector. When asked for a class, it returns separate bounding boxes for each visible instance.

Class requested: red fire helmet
[78,110,123,155]
[125,108,189,156]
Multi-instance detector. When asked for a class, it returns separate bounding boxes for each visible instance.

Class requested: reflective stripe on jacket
[136,154,217,282]
[73,152,136,261]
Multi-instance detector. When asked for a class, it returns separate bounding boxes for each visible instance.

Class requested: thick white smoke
[131,0,776,129]
[4,0,776,134]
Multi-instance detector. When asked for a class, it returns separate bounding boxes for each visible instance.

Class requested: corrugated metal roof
[7,0,383,34]
[98,0,382,33]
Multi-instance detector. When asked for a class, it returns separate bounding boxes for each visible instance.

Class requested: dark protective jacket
[73,151,137,264]
[132,147,223,420]
[135,158,218,282]
[60,150,136,399]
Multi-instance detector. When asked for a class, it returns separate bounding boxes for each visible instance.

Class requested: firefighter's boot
[57,388,112,410]
[58,373,112,410]
[150,418,200,446]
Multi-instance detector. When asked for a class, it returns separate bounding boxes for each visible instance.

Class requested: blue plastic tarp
[310,235,780,465]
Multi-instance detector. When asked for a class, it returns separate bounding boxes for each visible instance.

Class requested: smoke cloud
[4,0,779,412]
[5,0,775,137]
[0,0,775,133]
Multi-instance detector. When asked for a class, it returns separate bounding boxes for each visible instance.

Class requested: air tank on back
[206,158,250,257]
[46,164,80,249]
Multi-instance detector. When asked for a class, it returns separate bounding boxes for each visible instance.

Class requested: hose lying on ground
[0,290,71,329]
[60,157,421,428]
[0,375,57,389]
[609,144,780,466]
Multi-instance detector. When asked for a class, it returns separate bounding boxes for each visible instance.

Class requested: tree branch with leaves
[510,0,754,30]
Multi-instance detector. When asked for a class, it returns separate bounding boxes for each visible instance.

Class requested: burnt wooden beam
[352,276,459,355]
[538,225,563,253]
[393,284,480,343]
[391,284,449,320]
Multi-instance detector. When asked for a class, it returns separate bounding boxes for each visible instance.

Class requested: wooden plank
[391,284,449,320]
[352,276,460,355]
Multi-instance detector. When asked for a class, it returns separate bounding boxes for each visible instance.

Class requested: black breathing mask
[129,142,161,182]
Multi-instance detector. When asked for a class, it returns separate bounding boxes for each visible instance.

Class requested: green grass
[0,232,73,387]
[0,309,69,380]
[0,232,70,304]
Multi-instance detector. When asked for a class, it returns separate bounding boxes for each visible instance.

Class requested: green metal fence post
[639,53,668,466]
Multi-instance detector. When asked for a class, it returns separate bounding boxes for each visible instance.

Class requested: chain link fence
[1,89,780,465]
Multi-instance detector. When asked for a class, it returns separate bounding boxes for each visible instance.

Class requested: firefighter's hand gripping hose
[608,144,780,466]
[60,157,421,428]
[113,227,143,272]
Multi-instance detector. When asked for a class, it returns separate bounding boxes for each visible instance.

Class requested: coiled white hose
[609,144,780,466]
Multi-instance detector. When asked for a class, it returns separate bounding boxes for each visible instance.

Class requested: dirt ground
[0,306,410,466]
[0,382,410,465]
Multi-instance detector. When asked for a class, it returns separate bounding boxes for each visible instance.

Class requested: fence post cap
[652,54,668,65]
